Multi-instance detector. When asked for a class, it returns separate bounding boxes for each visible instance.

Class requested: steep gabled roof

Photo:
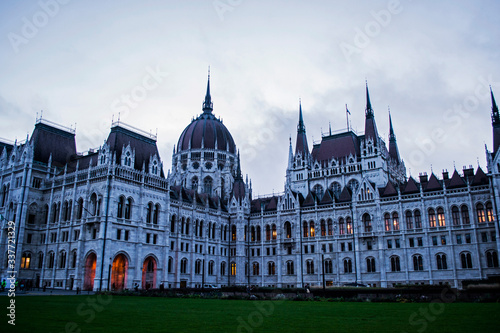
[106,124,162,174]
[471,167,488,186]
[302,192,316,207]
[337,186,352,202]
[424,173,442,191]
[30,121,77,167]
[402,177,420,194]
[381,181,398,197]
[447,170,466,188]
[319,189,334,205]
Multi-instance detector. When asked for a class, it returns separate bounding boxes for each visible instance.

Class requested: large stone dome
[176,75,235,154]
[177,112,236,154]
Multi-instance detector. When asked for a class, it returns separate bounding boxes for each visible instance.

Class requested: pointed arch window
[363,213,372,232]
[428,208,436,228]
[486,202,494,222]
[437,207,445,227]
[476,203,485,223]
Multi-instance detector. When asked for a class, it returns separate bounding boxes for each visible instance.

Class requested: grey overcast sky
[1,0,499,196]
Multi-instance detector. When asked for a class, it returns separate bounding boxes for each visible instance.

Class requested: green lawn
[1,295,499,333]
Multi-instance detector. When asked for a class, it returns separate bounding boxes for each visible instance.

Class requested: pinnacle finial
[365,80,373,116]
[203,68,213,114]
[297,99,306,134]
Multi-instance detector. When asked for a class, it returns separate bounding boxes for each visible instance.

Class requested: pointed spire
[297,99,306,134]
[288,136,293,169]
[491,86,499,124]
[365,80,373,117]
[490,87,500,154]
[235,150,242,180]
[202,67,213,114]
[388,109,400,163]
[389,108,396,140]
[295,100,309,157]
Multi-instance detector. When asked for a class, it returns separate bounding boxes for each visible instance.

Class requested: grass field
[1,295,499,333]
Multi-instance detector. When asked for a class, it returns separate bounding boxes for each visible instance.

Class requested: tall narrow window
[437,207,446,227]
[486,202,495,222]
[461,205,470,224]
[476,203,485,223]
[451,206,460,226]
[406,211,413,230]
[428,208,436,228]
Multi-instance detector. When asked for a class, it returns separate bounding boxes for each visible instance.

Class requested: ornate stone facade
[0,78,499,290]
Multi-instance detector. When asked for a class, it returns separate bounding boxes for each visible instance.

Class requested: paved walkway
[0,288,95,296]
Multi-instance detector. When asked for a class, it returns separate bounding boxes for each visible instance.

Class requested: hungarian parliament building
[1,76,500,291]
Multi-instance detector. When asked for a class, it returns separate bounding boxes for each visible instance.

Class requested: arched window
[309,221,315,237]
[195,260,202,274]
[180,258,188,274]
[437,207,445,227]
[486,251,499,268]
[232,225,236,241]
[170,215,176,233]
[266,225,271,240]
[76,198,83,220]
[476,203,485,223]
[451,206,460,225]
[346,217,352,234]
[37,252,44,269]
[21,252,31,269]
[256,226,261,241]
[343,258,352,273]
[436,254,447,270]
[153,204,160,224]
[428,208,436,228]
[231,262,236,276]
[253,262,259,275]
[191,176,198,190]
[146,202,153,223]
[125,197,132,220]
[363,213,372,232]
[168,257,173,273]
[486,202,495,222]
[220,261,226,276]
[117,196,125,218]
[251,226,256,242]
[303,221,308,237]
[313,184,324,199]
[461,205,470,224]
[208,261,215,275]
[204,177,213,195]
[1,184,8,207]
[461,252,473,269]
[48,252,55,269]
[286,260,294,275]
[366,257,376,272]
[59,251,67,269]
[320,220,326,236]
[414,209,422,229]
[327,219,333,236]
[43,204,49,224]
[413,255,423,271]
[62,201,68,221]
[390,256,400,272]
[324,259,333,274]
[392,212,399,230]
[384,213,391,231]
[306,260,314,274]
[271,224,277,240]
[268,261,276,275]
[339,218,345,235]
[284,221,292,238]
[71,251,77,268]
[90,194,98,217]
[405,211,413,230]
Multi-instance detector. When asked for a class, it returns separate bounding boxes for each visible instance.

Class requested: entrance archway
[84,253,97,291]
[142,256,157,290]
[111,253,128,291]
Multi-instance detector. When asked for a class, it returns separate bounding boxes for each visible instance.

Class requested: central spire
[365,80,374,118]
[297,99,306,134]
[202,67,213,114]
[491,86,499,125]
